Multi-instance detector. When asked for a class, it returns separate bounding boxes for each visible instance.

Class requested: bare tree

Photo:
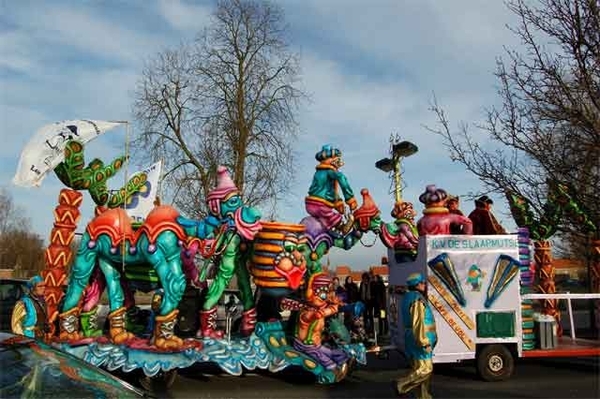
[0,189,45,276]
[427,0,600,253]
[133,0,304,218]
[0,188,30,235]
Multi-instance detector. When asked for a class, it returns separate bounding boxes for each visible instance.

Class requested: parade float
[386,171,600,382]
[12,122,421,388]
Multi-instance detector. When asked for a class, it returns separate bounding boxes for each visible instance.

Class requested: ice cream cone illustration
[484,254,520,308]
[427,253,467,306]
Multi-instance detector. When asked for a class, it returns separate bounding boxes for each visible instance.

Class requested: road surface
[142,351,599,398]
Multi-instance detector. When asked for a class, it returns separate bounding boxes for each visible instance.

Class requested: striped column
[518,227,535,350]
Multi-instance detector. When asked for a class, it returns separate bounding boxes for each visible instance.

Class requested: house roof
[370,265,389,276]
[349,271,363,282]
[335,265,352,275]
[552,258,585,270]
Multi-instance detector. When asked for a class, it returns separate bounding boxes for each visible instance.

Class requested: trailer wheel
[476,344,514,382]
[139,369,178,392]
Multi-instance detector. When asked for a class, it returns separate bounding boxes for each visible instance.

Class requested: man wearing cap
[394,273,437,399]
[11,275,50,339]
[305,145,358,235]
[468,196,507,235]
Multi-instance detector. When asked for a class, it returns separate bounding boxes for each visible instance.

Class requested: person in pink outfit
[416,185,473,236]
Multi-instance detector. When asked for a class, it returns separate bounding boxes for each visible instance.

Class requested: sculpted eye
[283,242,296,252]
[226,195,241,207]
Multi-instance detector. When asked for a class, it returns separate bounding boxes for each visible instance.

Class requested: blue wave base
[54,321,367,385]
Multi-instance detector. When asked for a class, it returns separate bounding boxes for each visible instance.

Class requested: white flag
[13,120,125,187]
[125,160,163,222]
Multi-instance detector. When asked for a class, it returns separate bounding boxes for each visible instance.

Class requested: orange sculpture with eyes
[292,272,350,378]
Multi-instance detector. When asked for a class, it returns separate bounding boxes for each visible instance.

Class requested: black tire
[476,344,514,382]
[139,369,178,392]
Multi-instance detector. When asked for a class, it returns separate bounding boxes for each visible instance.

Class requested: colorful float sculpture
[14,122,425,386]
[505,180,596,335]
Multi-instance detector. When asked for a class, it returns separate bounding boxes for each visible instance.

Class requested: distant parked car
[0,279,28,332]
[0,332,150,398]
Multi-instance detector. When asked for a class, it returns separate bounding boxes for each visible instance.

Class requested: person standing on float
[305,145,358,235]
[394,273,437,399]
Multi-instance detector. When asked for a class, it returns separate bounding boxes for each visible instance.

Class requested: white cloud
[157,0,212,34]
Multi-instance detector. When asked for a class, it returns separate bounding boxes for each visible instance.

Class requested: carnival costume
[468,196,506,235]
[11,275,49,339]
[416,185,473,235]
[305,145,357,234]
[395,273,437,399]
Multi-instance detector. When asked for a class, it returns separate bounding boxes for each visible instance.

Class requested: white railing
[521,293,600,340]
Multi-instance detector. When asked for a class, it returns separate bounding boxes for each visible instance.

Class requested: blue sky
[0,0,523,270]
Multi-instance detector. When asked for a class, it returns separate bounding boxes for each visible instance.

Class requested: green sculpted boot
[80,307,103,338]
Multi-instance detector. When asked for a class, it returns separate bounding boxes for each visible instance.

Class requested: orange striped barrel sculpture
[249,221,308,297]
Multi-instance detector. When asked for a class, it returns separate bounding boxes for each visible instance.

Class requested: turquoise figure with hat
[305,144,358,236]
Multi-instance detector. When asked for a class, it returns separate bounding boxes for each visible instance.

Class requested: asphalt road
[142,351,599,399]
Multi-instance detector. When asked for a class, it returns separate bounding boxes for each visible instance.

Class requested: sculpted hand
[347,197,358,211]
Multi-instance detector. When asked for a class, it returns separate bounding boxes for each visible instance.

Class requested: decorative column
[591,239,600,337]
[534,240,561,336]
[518,228,535,350]
[41,189,83,336]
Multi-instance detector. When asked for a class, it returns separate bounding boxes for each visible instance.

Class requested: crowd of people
[331,270,389,343]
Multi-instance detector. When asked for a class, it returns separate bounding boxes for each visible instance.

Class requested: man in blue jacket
[11,275,49,339]
[394,273,437,399]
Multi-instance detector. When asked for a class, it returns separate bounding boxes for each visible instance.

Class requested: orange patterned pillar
[591,239,600,336]
[41,189,83,336]
[534,240,562,336]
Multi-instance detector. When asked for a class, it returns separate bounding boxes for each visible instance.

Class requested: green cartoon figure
[466,264,485,292]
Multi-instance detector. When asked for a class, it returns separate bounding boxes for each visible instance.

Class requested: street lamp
[376,137,418,203]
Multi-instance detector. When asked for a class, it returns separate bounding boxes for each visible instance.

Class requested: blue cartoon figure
[466,264,485,292]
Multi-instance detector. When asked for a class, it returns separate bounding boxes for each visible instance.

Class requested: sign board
[388,235,522,363]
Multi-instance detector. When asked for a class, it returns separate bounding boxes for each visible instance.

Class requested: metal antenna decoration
[375,133,418,203]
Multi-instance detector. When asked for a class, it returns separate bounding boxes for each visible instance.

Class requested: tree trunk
[41,189,83,336]
[534,240,562,336]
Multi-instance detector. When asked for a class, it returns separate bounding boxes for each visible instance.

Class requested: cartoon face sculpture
[206,166,241,218]
[274,233,308,286]
[249,222,308,297]
[315,144,344,169]
[392,201,417,221]
[306,272,332,307]
[220,192,243,218]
